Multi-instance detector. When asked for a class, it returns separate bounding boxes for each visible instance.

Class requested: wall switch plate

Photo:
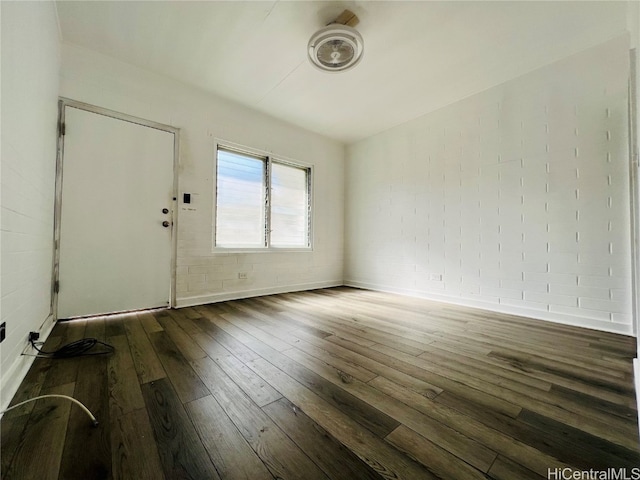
[0,322,6,343]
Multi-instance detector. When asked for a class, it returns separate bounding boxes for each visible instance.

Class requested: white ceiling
[55,1,629,144]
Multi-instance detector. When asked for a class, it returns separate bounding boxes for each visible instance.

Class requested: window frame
[213,140,313,252]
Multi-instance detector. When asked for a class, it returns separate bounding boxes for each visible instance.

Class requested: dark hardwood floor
[1,287,638,479]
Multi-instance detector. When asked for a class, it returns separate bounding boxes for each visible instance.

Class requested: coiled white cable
[0,394,98,426]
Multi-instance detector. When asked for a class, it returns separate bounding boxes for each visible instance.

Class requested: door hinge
[59,122,65,136]
[54,280,60,294]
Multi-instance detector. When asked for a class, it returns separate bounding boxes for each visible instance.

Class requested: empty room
[1,1,640,479]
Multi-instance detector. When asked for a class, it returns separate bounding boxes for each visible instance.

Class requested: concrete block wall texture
[59,43,345,308]
[345,35,633,334]
[0,1,61,407]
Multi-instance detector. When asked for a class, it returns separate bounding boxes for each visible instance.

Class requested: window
[215,145,311,249]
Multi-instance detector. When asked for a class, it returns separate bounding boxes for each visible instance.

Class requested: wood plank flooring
[2,287,638,479]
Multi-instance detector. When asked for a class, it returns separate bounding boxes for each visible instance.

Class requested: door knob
[162,221,170,228]
[162,208,169,214]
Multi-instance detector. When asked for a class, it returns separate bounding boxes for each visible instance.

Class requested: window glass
[215,146,311,249]
[215,149,265,247]
[271,163,309,247]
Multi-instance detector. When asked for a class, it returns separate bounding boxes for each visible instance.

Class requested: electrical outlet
[0,322,6,343]
[238,272,248,280]
[429,273,443,281]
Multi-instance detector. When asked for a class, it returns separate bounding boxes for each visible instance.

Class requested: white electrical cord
[0,394,99,426]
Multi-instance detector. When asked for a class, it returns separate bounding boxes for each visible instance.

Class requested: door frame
[627,48,640,432]
[629,50,639,343]
[51,98,180,319]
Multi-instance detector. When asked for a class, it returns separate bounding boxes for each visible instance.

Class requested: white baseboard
[345,281,634,336]
[1,314,56,413]
[176,280,343,308]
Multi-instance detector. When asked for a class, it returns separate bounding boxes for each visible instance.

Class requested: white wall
[59,44,345,307]
[346,36,633,335]
[1,1,61,408]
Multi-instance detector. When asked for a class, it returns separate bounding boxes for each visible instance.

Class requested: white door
[57,106,175,319]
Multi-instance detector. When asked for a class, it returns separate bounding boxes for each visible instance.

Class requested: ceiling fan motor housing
[308,24,364,73]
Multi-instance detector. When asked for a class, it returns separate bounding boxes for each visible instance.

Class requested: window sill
[212,247,313,254]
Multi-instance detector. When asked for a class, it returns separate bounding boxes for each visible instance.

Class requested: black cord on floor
[30,338,115,358]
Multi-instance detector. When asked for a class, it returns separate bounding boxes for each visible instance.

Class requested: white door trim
[627,48,640,437]
[51,98,180,319]
[628,50,639,340]
[628,50,639,344]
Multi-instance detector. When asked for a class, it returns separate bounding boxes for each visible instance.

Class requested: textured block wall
[1,1,60,406]
[345,36,632,333]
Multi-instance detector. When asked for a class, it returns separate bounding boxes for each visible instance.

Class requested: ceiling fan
[308,9,364,73]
